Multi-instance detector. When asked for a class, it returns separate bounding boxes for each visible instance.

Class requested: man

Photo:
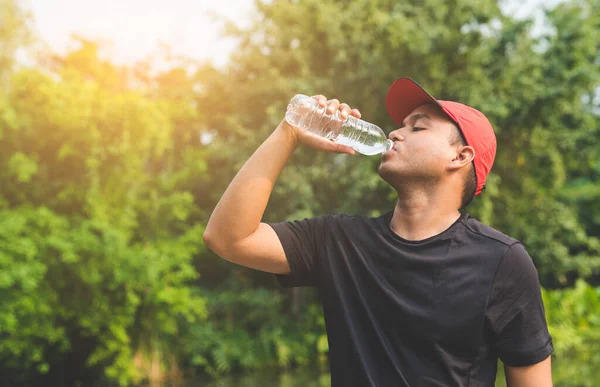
[203,78,554,386]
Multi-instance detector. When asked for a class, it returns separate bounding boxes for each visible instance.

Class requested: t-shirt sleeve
[485,243,554,367]
[268,216,328,288]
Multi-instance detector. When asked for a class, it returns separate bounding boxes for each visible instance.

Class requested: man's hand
[280,95,362,155]
[505,356,552,387]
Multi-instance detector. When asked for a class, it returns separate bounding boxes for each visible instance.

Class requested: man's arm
[505,356,552,387]
[202,97,359,274]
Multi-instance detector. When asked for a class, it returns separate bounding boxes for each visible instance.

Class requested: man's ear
[449,146,475,171]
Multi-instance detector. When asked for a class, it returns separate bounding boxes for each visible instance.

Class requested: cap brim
[386,78,442,127]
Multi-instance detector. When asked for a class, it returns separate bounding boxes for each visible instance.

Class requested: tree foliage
[0,15,209,385]
[1,0,600,385]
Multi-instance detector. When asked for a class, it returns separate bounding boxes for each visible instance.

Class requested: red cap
[385,77,496,196]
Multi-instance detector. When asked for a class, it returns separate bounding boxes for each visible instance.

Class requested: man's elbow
[202,229,221,253]
[202,229,236,260]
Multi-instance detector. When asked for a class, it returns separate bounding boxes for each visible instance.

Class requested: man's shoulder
[458,214,520,248]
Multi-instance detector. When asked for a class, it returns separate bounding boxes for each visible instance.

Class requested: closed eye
[412,127,425,132]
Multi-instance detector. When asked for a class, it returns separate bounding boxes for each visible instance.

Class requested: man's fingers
[302,132,355,155]
[335,144,356,155]
[299,94,357,155]
[311,95,327,108]
[337,103,348,119]
[322,139,355,155]
[309,95,360,119]
[326,98,340,114]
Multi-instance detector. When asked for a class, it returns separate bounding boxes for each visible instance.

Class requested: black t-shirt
[269,212,553,387]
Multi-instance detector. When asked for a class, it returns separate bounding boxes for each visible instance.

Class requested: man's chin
[378,163,413,188]
[377,164,396,185]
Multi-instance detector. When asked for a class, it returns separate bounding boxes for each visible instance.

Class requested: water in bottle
[285,94,393,155]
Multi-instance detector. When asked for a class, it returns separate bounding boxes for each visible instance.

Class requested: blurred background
[1,0,599,386]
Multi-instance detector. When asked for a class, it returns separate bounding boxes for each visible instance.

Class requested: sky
[26,0,256,67]
[25,0,562,68]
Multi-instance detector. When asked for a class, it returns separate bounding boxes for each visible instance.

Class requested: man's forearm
[203,122,298,247]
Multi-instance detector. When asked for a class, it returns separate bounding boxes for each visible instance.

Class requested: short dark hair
[449,125,477,209]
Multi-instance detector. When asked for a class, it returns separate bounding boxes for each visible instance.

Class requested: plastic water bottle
[285,94,393,155]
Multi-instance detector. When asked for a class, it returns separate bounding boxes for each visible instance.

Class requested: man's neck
[390,189,461,241]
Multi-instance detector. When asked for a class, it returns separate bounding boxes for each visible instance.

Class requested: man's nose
[388,128,405,142]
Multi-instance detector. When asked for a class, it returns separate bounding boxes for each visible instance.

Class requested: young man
[203,78,554,386]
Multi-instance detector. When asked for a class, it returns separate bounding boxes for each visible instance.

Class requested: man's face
[378,103,460,187]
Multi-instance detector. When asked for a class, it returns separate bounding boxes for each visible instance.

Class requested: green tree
[0,37,209,385]
[1,0,599,384]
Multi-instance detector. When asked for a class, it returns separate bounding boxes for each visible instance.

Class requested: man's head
[378,78,496,209]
